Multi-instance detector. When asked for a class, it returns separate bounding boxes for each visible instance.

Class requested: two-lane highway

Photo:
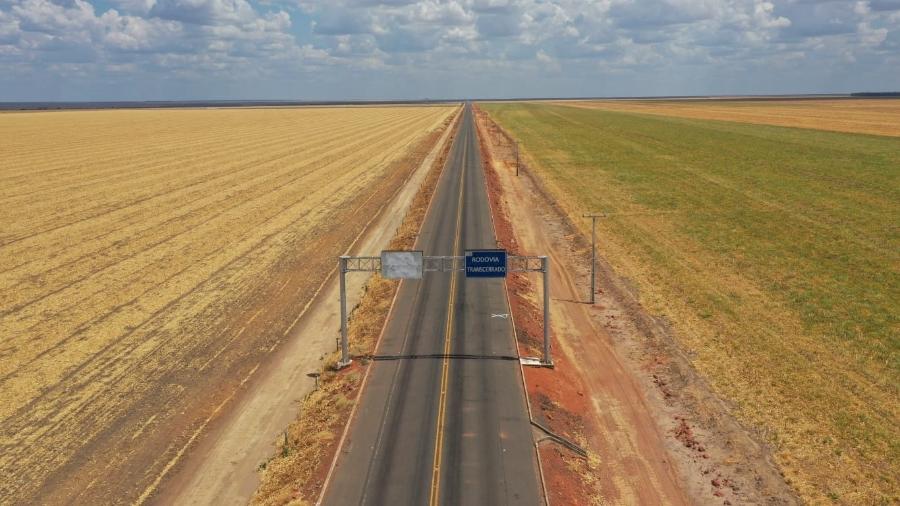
[322,104,541,505]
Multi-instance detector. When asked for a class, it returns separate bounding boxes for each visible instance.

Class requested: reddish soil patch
[478,109,606,503]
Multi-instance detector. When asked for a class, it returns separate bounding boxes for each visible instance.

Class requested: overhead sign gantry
[336,249,551,369]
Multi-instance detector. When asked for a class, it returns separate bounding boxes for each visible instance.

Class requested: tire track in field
[0,113,398,272]
[0,109,415,232]
[0,110,418,291]
[0,107,438,316]
[0,108,452,420]
[0,108,372,185]
[0,114,450,502]
[0,110,388,203]
[0,116,252,188]
[0,111,444,389]
[0,106,454,504]
[0,111,406,242]
[0,108,406,229]
[0,107,414,256]
[58,128,442,505]
[0,108,409,191]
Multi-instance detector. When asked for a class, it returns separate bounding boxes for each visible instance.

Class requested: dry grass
[482,102,899,505]
[0,105,455,503]
[556,98,900,137]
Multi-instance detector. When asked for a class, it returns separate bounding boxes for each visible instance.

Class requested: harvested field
[555,98,900,137]
[0,105,456,504]
[481,103,899,504]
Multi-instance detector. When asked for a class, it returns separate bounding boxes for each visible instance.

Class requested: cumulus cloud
[0,0,897,100]
[0,0,315,90]
[149,0,257,25]
[869,0,900,11]
[312,5,372,35]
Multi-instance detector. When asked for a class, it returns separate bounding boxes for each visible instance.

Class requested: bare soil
[475,105,797,505]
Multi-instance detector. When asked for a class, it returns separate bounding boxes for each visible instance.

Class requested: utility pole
[582,213,605,305]
[581,210,676,304]
[515,140,520,176]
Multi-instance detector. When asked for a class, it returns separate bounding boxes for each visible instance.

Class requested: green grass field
[481,102,899,504]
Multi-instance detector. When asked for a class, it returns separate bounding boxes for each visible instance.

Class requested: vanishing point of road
[322,103,542,505]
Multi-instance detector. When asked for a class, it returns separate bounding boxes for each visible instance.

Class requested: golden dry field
[0,105,456,504]
[556,98,900,137]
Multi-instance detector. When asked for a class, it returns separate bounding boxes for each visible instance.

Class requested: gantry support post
[541,256,553,367]
[337,256,352,369]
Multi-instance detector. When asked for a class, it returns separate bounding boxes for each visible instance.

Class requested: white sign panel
[381,250,424,279]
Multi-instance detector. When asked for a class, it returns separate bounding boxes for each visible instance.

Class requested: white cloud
[410,1,472,25]
[0,0,898,99]
[100,10,182,50]
[149,0,258,25]
[0,0,310,76]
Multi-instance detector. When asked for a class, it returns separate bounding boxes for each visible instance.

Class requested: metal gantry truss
[337,254,551,368]
[344,255,545,273]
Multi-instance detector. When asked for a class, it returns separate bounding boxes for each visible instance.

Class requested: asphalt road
[322,104,541,506]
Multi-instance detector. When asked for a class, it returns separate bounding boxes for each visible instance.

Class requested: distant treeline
[851,92,900,97]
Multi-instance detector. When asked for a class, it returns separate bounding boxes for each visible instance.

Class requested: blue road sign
[465,250,507,278]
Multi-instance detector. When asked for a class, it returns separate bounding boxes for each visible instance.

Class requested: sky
[1,0,898,101]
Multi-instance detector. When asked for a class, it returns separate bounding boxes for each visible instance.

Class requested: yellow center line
[429,114,469,506]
